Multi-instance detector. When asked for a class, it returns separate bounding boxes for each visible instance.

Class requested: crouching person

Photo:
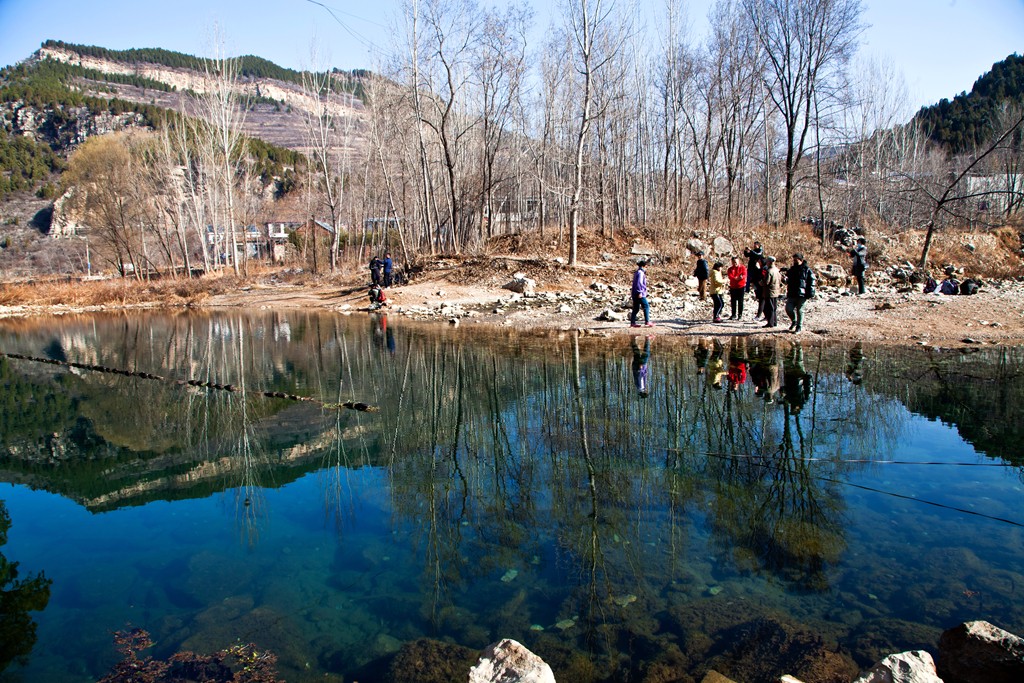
[368,285,388,310]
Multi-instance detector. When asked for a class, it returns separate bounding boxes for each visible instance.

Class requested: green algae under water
[0,311,1022,682]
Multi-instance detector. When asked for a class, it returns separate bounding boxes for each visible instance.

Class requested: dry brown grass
[0,274,238,308]
[0,259,374,309]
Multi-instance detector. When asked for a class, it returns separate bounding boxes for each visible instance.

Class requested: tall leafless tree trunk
[564,0,626,266]
[303,44,354,273]
[742,0,864,224]
[197,32,247,275]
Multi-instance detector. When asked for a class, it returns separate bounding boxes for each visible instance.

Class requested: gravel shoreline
[3,277,1023,349]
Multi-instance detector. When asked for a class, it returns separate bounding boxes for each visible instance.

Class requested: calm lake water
[0,311,1022,683]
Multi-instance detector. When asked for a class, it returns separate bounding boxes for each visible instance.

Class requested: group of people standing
[369,252,394,288]
[688,243,817,333]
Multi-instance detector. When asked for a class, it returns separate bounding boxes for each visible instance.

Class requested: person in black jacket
[848,237,868,295]
[369,256,383,286]
[784,253,815,333]
[744,241,763,288]
[744,241,766,318]
[693,251,709,300]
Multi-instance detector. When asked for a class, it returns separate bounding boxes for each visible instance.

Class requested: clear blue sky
[0,0,1021,112]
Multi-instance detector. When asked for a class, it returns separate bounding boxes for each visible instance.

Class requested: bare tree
[533,31,576,238]
[303,44,355,272]
[563,0,629,265]
[364,73,413,265]
[168,109,213,273]
[741,0,864,224]
[155,123,195,276]
[917,109,1024,268]
[63,132,153,278]
[709,0,766,228]
[844,56,910,223]
[681,45,722,225]
[417,0,482,253]
[473,2,531,243]
[654,0,692,228]
[196,32,248,274]
[991,102,1024,220]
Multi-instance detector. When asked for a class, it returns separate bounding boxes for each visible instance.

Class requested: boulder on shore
[504,273,537,295]
[817,263,848,283]
[712,236,734,256]
[938,620,1024,683]
[468,639,555,683]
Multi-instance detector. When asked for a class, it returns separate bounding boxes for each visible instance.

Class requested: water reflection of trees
[884,347,1024,464]
[0,314,353,513]
[375,332,924,642]
[699,342,911,591]
[0,315,943,584]
[0,500,52,673]
[3,314,1024,675]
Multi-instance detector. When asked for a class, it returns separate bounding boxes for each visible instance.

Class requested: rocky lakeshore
[334,270,1024,349]
[464,620,1023,683]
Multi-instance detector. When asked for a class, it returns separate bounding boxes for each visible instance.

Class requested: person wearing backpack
[784,253,816,333]
[369,255,383,286]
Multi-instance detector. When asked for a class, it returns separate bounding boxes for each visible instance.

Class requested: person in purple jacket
[630,259,654,327]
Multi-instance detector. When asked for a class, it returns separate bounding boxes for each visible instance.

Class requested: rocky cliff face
[8,101,147,151]
[32,45,367,156]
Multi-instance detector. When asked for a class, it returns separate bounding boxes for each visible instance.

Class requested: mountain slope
[3,40,369,156]
[914,53,1024,153]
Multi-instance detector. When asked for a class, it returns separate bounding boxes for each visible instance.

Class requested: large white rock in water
[938,620,1024,683]
[468,639,556,683]
[712,236,734,256]
[853,650,942,683]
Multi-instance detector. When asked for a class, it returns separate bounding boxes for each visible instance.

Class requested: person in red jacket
[727,255,747,320]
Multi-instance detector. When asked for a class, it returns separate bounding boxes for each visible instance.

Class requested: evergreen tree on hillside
[914,53,1024,152]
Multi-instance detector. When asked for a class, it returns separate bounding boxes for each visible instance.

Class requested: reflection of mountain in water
[0,363,363,511]
[881,348,1024,465]
[0,317,387,511]
[2,316,1023,510]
